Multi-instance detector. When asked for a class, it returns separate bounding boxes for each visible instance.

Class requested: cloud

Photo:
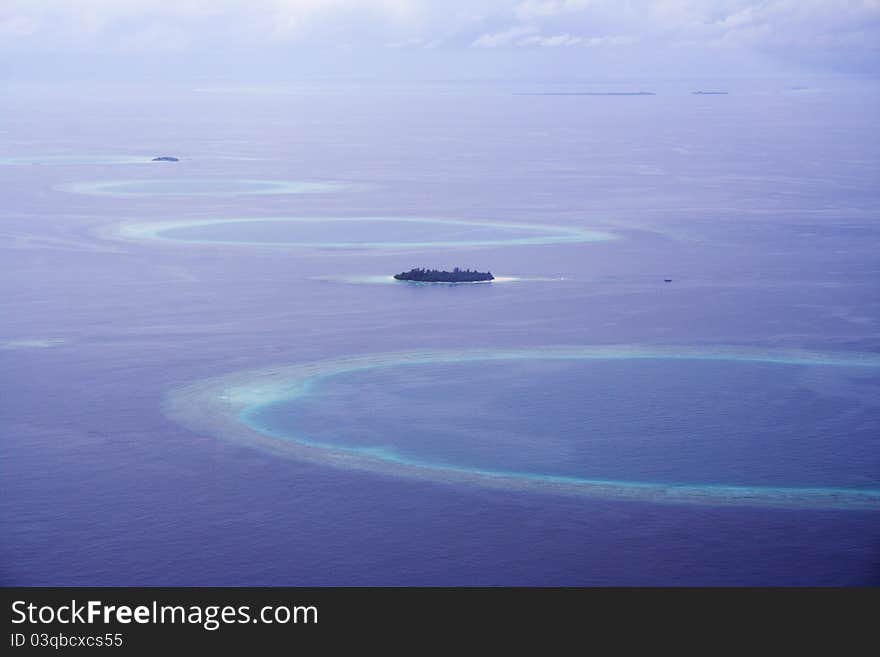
[385,37,426,48]
[0,0,429,51]
[584,35,635,47]
[0,15,38,38]
[0,1,877,73]
[471,25,538,47]
[120,23,192,53]
[518,33,582,46]
[514,1,594,21]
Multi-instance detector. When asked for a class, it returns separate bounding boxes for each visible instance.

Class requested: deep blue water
[1,78,879,585]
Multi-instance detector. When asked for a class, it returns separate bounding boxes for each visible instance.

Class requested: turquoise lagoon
[117,217,614,249]
[174,348,880,510]
[62,178,348,197]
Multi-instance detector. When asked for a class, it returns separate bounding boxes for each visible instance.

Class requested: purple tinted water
[1,79,879,585]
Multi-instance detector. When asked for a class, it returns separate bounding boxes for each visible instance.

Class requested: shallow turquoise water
[111,180,281,194]
[243,358,880,490]
[62,178,345,196]
[157,217,598,248]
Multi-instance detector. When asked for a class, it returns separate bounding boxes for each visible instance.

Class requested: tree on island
[393,267,494,283]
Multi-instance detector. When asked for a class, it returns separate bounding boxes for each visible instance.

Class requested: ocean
[1,77,878,585]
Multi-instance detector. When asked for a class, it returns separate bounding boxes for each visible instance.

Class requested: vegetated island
[394,267,494,283]
[152,156,180,162]
[515,91,655,96]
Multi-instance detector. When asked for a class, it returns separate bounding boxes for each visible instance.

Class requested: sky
[2,1,879,81]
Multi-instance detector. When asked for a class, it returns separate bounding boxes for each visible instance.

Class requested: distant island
[394,267,494,283]
[516,92,655,96]
[152,156,180,162]
[692,91,729,95]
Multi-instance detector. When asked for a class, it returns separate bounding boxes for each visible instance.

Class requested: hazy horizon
[2,1,879,82]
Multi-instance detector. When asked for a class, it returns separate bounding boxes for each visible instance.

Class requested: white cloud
[514,0,594,21]
[471,25,537,47]
[385,37,425,48]
[120,24,192,53]
[518,33,582,46]
[0,1,877,72]
[584,34,635,47]
[0,15,38,38]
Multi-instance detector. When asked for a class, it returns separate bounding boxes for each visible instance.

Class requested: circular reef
[165,346,880,510]
[60,178,350,197]
[110,216,615,250]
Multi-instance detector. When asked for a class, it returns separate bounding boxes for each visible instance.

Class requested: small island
[152,156,180,162]
[516,91,655,96]
[394,267,494,283]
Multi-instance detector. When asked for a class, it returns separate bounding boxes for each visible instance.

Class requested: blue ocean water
[1,78,879,585]
[244,358,880,490]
